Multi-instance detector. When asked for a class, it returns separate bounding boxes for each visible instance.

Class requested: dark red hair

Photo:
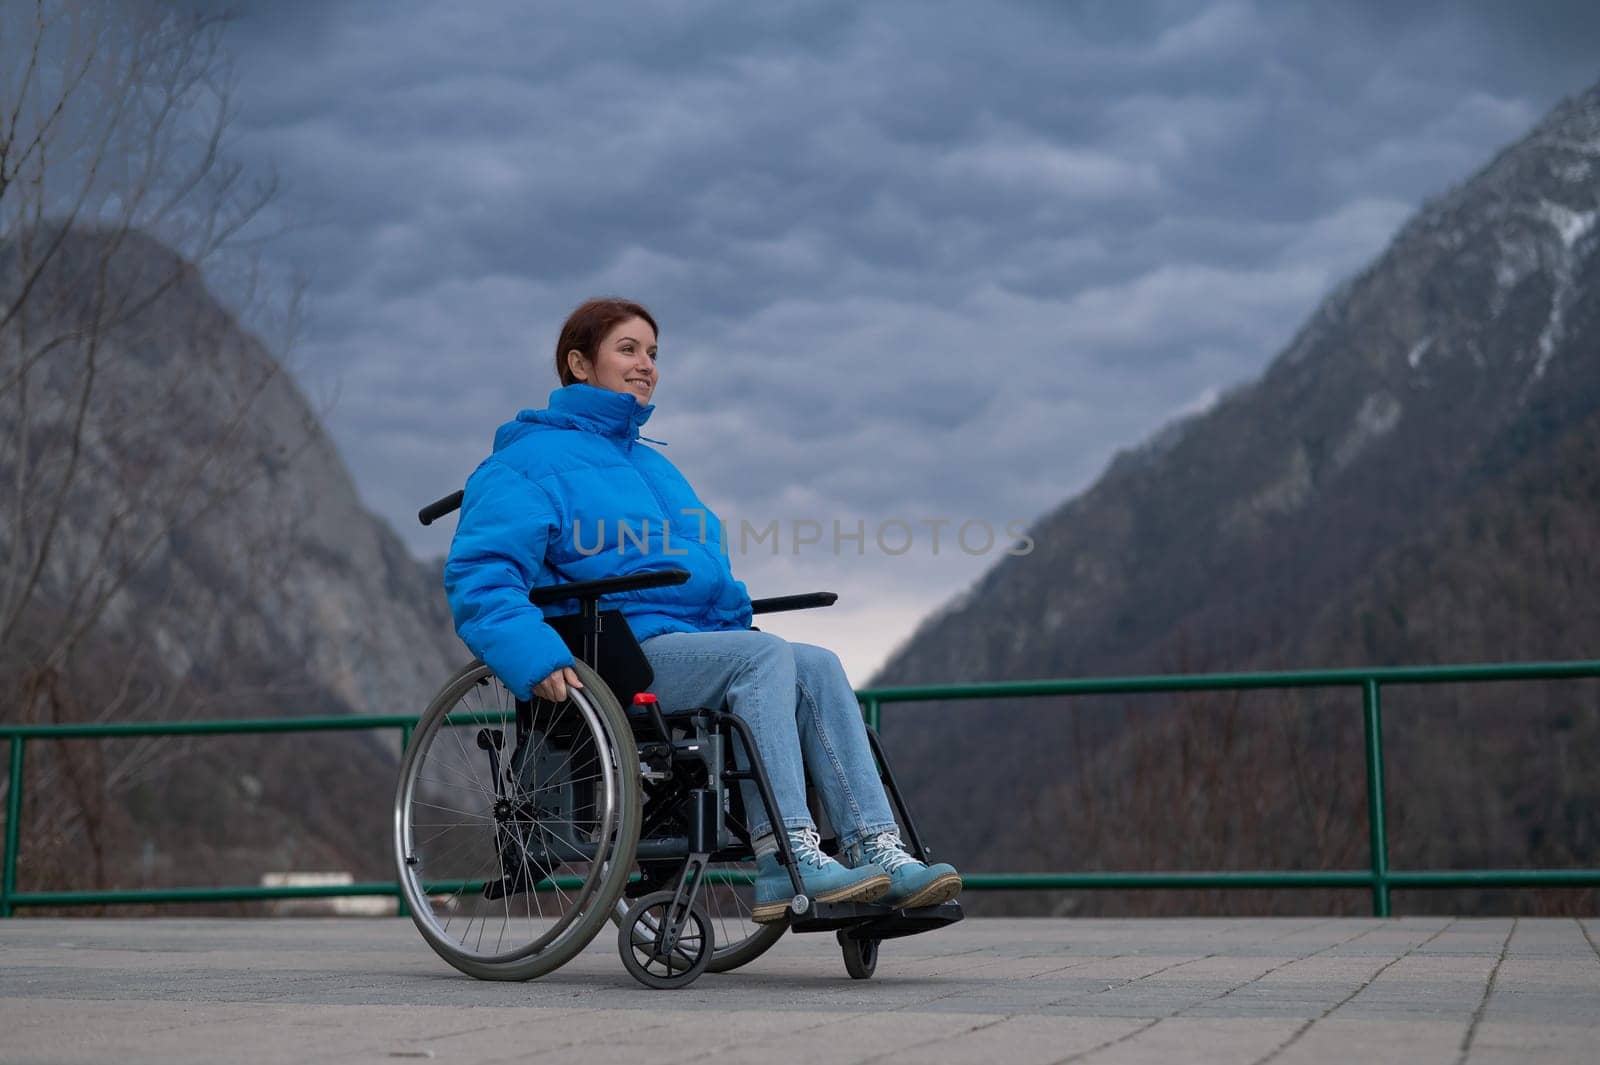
[554,297,659,386]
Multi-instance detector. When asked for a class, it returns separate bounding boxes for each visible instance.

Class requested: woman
[444,297,961,922]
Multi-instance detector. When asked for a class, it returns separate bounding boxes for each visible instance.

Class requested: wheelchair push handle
[418,490,464,526]
[527,567,691,607]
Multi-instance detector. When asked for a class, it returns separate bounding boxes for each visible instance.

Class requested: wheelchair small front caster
[619,891,714,989]
[838,930,879,980]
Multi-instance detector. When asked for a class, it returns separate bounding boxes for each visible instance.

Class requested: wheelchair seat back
[543,609,654,705]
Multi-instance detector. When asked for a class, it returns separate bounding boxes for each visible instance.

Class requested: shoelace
[789,826,832,870]
[863,831,918,873]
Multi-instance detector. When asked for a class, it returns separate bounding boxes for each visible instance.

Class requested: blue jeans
[638,630,899,849]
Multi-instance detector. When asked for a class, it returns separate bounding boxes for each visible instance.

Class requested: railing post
[861,695,880,732]
[3,737,25,918]
[1361,679,1391,917]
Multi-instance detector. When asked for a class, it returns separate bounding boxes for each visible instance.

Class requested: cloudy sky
[221,0,1599,682]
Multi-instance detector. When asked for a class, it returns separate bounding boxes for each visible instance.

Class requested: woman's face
[569,317,657,405]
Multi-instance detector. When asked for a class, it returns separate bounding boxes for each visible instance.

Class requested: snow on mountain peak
[1536,199,1598,249]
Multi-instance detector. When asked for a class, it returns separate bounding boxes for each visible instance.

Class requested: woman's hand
[532,666,584,702]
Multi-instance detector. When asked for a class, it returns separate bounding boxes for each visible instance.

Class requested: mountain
[873,84,1600,913]
[1,227,463,718]
[0,227,464,896]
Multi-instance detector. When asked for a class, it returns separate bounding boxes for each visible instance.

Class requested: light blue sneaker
[847,831,962,910]
[752,827,890,923]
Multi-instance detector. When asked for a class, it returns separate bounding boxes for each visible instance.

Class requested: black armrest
[528,568,691,607]
[418,490,464,526]
[750,592,838,615]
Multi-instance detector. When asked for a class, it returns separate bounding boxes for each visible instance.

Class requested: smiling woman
[443,296,963,927]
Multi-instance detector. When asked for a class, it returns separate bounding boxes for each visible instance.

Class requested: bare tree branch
[0,1,316,895]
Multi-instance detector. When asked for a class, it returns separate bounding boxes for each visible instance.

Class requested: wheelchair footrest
[842,900,965,940]
[788,900,893,932]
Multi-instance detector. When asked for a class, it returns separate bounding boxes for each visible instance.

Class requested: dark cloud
[215,0,1599,676]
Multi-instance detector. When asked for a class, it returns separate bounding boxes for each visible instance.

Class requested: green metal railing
[3,659,1598,918]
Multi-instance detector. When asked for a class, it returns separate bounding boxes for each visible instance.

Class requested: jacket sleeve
[443,458,574,700]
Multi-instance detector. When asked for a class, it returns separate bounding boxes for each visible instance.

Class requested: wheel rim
[624,896,709,980]
[396,665,622,966]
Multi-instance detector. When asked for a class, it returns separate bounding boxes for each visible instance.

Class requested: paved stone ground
[1,917,1597,1064]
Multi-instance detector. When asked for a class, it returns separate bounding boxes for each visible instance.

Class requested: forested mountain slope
[874,84,1600,914]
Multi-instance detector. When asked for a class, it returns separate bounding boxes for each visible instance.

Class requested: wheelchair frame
[396,492,961,989]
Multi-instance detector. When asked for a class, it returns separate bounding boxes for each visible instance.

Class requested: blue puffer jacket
[443,383,753,699]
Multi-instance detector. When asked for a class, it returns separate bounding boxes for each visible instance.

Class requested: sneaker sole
[751,872,892,923]
[891,872,963,910]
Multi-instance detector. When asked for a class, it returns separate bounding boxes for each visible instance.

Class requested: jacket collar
[527,383,656,441]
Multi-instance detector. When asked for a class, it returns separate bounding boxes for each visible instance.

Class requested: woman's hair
[554,297,659,386]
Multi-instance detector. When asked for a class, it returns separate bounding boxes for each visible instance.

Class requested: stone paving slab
[0,917,1596,1064]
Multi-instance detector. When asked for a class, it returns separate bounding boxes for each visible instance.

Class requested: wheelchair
[394,491,961,990]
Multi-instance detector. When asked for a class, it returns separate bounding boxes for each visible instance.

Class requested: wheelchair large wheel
[394,659,641,981]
